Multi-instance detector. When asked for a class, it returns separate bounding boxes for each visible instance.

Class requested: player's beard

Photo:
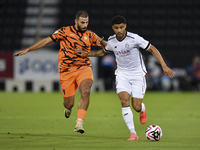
[116,31,125,40]
[77,25,87,33]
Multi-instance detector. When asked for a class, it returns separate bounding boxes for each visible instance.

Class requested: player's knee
[121,99,129,107]
[81,88,91,97]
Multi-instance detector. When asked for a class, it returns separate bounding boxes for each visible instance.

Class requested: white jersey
[104,31,150,76]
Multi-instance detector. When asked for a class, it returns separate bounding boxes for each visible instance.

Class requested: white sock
[140,103,145,113]
[122,106,136,134]
[76,118,83,124]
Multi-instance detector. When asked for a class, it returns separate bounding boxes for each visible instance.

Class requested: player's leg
[131,97,147,124]
[74,66,93,134]
[118,92,139,141]
[131,97,143,112]
[131,76,147,124]
[60,72,78,119]
[74,79,93,134]
[118,91,130,107]
[63,96,75,118]
[78,78,93,120]
[116,72,139,141]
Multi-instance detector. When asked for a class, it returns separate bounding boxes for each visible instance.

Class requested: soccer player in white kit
[75,15,174,140]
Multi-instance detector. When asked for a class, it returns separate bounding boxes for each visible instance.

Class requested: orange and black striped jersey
[50,26,101,73]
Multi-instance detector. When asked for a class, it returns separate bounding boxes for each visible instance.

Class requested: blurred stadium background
[0,0,200,93]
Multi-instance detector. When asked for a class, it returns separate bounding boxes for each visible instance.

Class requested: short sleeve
[104,41,113,53]
[135,34,150,50]
[90,32,101,46]
[50,27,65,42]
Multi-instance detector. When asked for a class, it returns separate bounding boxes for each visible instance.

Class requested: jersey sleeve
[135,34,150,50]
[50,27,65,42]
[90,32,101,46]
[104,41,113,53]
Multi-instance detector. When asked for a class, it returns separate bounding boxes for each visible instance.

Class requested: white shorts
[115,71,147,99]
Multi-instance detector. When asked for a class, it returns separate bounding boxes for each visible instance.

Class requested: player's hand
[74,48,87,57]
[162,66,174,78]
[96,37,104,47]
[14,49,29,57]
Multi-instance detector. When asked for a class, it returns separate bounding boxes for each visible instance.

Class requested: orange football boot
[140,107,147,124]
[128,133,139,141]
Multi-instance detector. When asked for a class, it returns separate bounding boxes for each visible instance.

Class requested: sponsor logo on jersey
[114,50,131,57]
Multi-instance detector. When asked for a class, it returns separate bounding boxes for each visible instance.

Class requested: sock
[76,109,87,123]
[122,106,136,134]
[140,103,145,113]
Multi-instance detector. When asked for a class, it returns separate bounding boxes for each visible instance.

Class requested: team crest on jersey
[125,44,129,48]
[84,36,88,40]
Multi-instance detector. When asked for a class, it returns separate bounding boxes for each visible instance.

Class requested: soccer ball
[145,125,163,141]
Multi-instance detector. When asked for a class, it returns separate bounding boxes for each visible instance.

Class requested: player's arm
[96,37,107,49]
[75,48,108,57]
[14,36,54,57]
[147,44,174,78]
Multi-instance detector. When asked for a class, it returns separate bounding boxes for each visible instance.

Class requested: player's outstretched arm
[75,48,108,57]
[147,45,174,78]
[14,36,54,57]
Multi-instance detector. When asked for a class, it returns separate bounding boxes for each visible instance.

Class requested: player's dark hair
[111,15,126,25]
[75,10,89,20]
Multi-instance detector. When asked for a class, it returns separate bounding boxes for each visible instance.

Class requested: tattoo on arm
[86,50,107,57]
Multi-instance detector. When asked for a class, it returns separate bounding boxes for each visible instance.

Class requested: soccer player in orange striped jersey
[14,10,105,134]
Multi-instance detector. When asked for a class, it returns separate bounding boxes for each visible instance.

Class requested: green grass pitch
[0,91,200,150]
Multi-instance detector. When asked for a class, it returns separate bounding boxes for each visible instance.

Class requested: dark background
[0,0,200,92]
[1,0,200,67]
[58,0,200,68]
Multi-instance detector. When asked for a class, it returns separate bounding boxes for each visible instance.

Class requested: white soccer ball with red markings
[145,125,163,141]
